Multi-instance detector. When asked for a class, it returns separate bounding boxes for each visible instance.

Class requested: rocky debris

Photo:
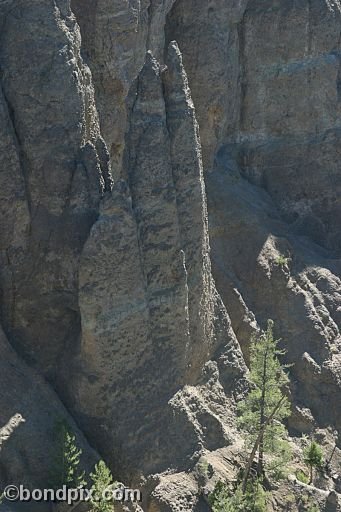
[206,152,341,430]
[69,45,245,477]
[326,490,340,510]
[168,361,238,456]
[148,472,200,512]
[288,406,316,435]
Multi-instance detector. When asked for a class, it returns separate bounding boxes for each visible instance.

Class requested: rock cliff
[0,0,340,511]
[68,43,245,477]
[166,0,341,430]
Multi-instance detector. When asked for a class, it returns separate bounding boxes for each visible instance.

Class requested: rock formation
[0,0,111,385]
[71,0,176,177]
[166,0,341,432]
[69,43,245,477]
[0,0,340,510]
[166,0,341,251]
[0,324,96,488]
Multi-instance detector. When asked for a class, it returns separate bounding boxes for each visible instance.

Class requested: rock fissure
[0,2,340,511]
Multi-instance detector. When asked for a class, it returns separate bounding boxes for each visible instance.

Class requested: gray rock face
[166,0,341,431]
[0,324,97,488]
[71,0,176,177]
[0,0,340,507]
[206,154,341,430]
[166,0,341,252]
[166,0,248,172]
[0,0,110,381]
[69,44,245,476]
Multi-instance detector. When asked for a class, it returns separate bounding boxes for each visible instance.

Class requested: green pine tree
[238,320,292,491]
[90,460,116,512]
[50,420,86,490]
[209,480,268,512]
[304,441,324,484]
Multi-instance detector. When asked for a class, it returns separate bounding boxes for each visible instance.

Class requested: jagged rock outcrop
[0,0,110,382]
[206,152,341,431]
[0,0,340,510]
[165,0,341,433]
[166,0,249,172]
[71,0,176,177]
[0,0,108,489]
[166,0,341,252]
[69,43,245,477]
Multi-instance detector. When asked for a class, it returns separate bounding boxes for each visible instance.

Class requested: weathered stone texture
[166,0,341,431]
[0,324,97,489]
[0,0,340,507]
[71,0,176,177]
[0,0,109,380]
[166,0,341,251]
[70,45,245,476]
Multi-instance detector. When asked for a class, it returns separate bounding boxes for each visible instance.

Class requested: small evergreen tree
[238,320,292,491]
[50,420,86,490]
[90,460,116,512]
[209,480,268,512]
[304,441,324,484]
